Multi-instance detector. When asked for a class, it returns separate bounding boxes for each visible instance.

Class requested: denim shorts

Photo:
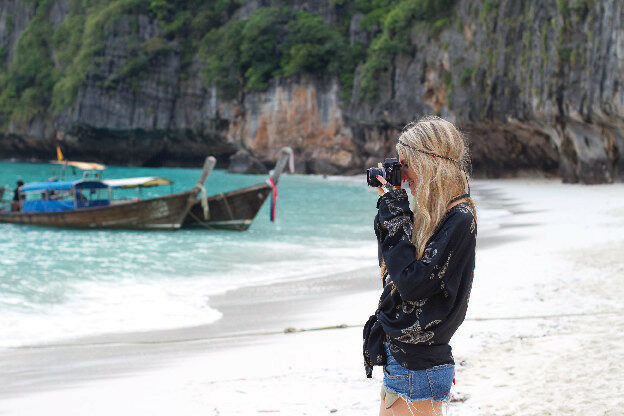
[381,342,454,407]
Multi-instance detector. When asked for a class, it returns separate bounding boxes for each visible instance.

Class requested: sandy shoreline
[2,178,624,415]
[0,264,382,400]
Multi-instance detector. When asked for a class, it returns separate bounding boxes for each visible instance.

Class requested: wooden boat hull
[0,191,195,230]
[182,183,272,231]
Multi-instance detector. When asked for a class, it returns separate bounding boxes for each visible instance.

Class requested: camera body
[367,158,402,187]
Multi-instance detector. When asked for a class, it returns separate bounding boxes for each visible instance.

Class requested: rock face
[0,0,622,183]
[227,149,268,174]
[227,76,360,174]
[346,0,623,184]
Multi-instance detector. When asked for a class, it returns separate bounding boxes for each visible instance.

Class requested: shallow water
[0,162,380,347]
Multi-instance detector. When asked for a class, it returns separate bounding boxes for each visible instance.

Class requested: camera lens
[367,167,385,187]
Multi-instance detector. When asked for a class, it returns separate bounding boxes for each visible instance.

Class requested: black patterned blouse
[363,188,476,378]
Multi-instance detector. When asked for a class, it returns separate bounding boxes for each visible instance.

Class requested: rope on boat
[262,146,294,223]
[194,184,209,220]
[220,193,235,221]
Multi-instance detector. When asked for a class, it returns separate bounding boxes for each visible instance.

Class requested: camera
[366,158,402,187]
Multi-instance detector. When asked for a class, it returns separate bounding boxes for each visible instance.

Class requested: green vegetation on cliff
[0,0,244,123]
[0,0,459,124]
[201,8,349,99]
[355,0,458,99]
[0,0,56,123]
[200,0,459,100]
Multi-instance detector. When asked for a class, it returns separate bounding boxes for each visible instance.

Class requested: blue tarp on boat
[20,180,110,213]
[22,198,110,213]
[23,200,76,213]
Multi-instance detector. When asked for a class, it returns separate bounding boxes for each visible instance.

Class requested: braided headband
[397,139,471,204]
[397,140,463,169]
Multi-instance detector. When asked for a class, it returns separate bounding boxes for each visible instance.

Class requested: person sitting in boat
[49,190,60,200]
[11,181,23,212]
[75,190,88,204]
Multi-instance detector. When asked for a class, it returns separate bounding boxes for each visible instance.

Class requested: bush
[0,0,56,122]
[201,8,347,97]
[359,0,458,99]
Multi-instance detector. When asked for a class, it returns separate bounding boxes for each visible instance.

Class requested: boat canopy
[51,160,106,170]
[21,180,109,193]
[103,177,173,189]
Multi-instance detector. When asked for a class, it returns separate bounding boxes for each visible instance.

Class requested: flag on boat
[56,145,64,162]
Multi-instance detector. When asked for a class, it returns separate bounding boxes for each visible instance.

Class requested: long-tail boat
[0,157,216,230]
[182,147,294,231]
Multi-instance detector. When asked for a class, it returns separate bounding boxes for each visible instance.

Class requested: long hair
[397,116,476,260]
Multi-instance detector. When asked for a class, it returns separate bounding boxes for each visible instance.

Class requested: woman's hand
[375,163,404,196]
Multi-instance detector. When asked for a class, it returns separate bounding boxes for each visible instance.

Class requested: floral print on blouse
[364,189,476,378]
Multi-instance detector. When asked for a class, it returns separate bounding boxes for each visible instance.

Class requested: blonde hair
[395,115,476,260]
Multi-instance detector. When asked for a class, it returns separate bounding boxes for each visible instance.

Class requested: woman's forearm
[377,189,471,301]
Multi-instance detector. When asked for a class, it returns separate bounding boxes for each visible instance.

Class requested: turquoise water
[0,162,379,347]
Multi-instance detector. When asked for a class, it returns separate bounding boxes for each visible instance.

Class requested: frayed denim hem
[381,383,451,409]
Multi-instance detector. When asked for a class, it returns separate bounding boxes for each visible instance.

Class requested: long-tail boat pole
[266,147,294,223]
[197,156,217,187]
[269,146,294,185]
[176,156,216,224]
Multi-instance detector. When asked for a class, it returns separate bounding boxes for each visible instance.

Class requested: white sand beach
[1,178,624,415]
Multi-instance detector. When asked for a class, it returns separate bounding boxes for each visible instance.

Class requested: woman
[363,116,477,416]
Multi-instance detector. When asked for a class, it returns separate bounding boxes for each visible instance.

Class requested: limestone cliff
[347,0,623,184]
[0,0,622,183]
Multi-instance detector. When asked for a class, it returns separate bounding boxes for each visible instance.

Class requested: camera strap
[448,192,470,206]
